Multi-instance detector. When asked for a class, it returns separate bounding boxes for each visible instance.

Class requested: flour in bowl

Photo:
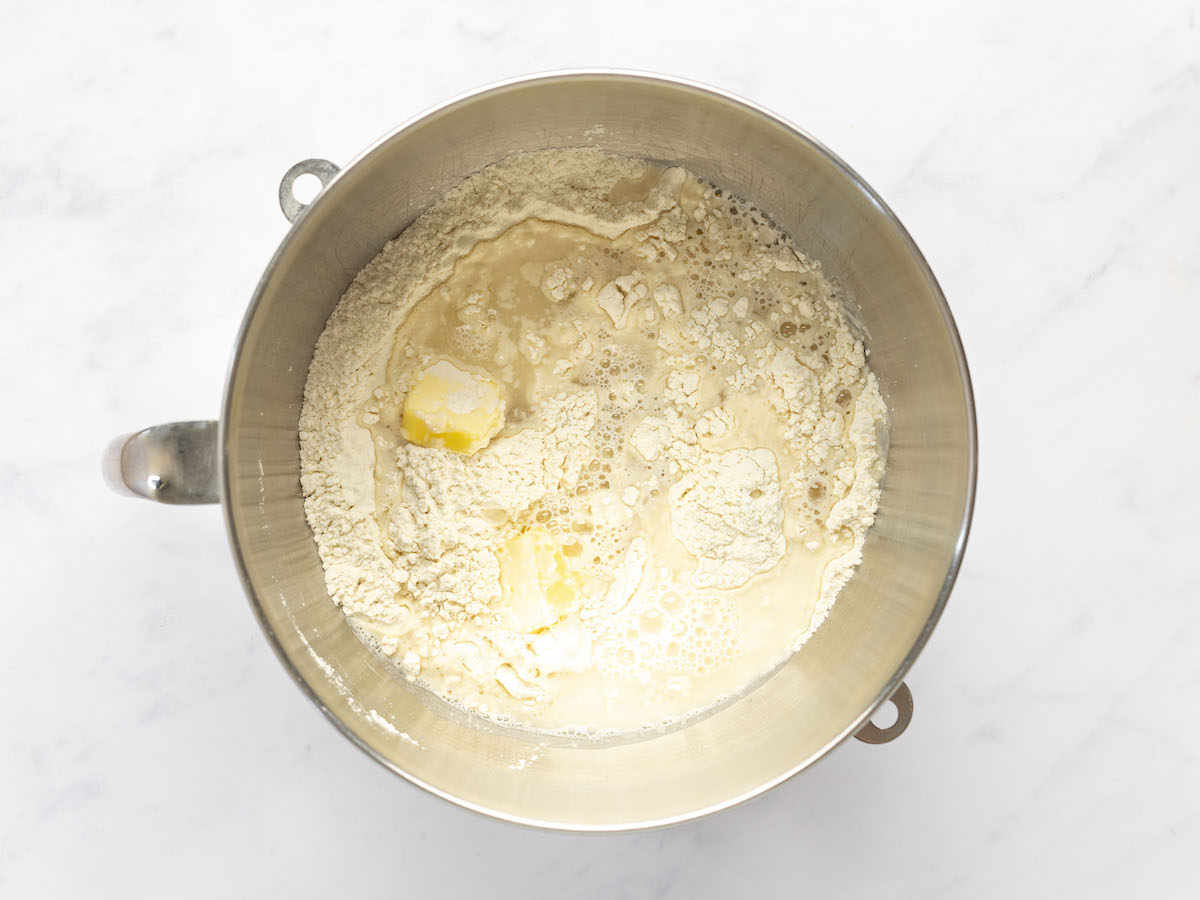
[299,149,886,735]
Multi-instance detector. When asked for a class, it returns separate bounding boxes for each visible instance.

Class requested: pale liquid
[353,170,868,735]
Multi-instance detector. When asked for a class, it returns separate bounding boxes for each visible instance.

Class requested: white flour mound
[299,148,888,733]
[668,448,786,590]
[299,151,678,625]
[388,391,597,616]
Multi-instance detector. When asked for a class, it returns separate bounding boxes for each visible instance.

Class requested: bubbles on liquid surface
[362,168,862,738]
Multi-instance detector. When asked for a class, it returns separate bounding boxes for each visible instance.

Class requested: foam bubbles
[594,578,742,686]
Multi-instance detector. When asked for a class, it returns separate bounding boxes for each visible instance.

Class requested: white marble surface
[2,0,1197,895]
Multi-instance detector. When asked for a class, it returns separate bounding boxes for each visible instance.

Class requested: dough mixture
[300,149,886,736]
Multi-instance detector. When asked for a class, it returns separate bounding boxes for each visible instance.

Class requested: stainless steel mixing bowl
[106,72,976,829]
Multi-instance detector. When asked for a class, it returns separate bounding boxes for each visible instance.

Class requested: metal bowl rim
[217,68,979,831]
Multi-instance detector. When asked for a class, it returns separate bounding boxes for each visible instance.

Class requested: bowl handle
[103,421,219,505]
[278,159,341,223]
[853,681,913,744]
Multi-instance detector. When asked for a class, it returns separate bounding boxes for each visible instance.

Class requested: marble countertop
[2,0,1197,896]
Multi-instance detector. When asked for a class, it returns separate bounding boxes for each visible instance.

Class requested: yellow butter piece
[401,360,505,455]
[497,527,580,632]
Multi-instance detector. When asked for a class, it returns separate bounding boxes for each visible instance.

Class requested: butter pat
[401,360,505,454]
[497,527,579,632]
